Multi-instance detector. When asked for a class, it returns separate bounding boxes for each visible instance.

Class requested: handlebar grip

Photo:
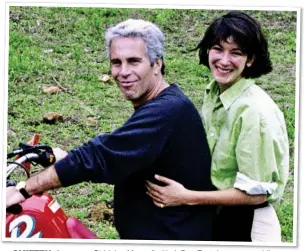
[37,151,56,167]
[7,204,22,214]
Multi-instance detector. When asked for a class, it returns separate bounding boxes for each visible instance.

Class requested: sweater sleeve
[55,98,179,187]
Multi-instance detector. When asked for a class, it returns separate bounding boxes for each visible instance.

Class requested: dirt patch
[88,202,114,224]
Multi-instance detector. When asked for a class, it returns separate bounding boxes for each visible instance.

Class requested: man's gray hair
[105,19,164,65]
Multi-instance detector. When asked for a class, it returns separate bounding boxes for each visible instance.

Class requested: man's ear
[246,56,255,67]
[154,58,163,75]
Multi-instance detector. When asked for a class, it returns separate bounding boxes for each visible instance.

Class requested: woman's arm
[146,174,266,208]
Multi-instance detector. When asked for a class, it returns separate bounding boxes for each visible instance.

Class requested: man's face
[110,37,158,106]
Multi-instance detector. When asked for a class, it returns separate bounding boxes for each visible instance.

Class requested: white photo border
[1,1,303,251]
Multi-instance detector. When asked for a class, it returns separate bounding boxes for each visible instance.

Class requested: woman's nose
[219,52,231,65]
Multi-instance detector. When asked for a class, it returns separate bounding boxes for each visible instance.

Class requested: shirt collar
[205,79,219,95]
[220,78,254,110]
[206,78,255,110]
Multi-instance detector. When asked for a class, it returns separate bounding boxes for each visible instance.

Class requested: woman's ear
[246,56,256,67]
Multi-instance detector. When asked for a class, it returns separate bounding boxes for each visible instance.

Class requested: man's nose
[119,63,131,76]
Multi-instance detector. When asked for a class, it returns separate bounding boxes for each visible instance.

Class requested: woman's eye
[231,50,243,56]
[212,46,222,51]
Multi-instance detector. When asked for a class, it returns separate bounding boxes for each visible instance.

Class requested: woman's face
[208,37,253,93]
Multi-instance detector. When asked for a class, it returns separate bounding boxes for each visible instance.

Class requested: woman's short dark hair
[196,11,272,78]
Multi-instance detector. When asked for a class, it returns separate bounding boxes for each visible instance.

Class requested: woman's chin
[214,76,232,86]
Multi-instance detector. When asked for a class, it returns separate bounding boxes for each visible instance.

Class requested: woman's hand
[146,174,190,208]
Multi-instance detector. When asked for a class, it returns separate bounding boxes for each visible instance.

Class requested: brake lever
[7,144,53,159]
[7,142,36,158]
[19,142,34,150]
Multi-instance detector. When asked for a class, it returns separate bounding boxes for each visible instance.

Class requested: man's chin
[122,93,137,101]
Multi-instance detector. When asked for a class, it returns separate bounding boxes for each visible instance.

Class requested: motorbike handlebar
[7,148,56,178]
[7,153,40,178]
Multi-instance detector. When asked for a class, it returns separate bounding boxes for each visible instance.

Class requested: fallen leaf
[99,74,110,83]
[42,85,60,94]
[44,49,53,54]
[87,117,97,124]
[43,112,63,124]
[84,48,92,53]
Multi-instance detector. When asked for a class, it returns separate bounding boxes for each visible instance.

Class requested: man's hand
[6,186,26,208]
[52,147,68,162]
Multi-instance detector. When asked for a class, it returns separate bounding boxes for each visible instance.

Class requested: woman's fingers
[152,200,165,208]
[154,174,174,185]
[145,183,166,205]
[147,191,163,204]
[146,183,162,199]
[146,180,163,194]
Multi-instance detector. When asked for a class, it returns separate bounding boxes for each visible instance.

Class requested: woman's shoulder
[233,84,281,114]
[230,84,286,129]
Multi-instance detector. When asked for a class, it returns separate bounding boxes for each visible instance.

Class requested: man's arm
[54,99,179,187]
[26,165,62,194]
[6,165,62,208]
[7,94,182,208]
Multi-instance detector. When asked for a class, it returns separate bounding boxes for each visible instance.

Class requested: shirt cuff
[54,155,76,187]
[233,172,278,195]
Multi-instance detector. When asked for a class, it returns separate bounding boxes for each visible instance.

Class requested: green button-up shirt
[202,78,289,203]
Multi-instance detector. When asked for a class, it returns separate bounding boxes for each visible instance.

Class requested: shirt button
[210,132,215,137]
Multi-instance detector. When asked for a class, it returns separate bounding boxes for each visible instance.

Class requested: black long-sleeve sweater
[55,84,215,240]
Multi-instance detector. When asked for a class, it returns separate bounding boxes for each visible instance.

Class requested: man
[6,19,215,240]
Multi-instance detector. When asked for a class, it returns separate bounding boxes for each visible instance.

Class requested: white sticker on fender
[48,199,61,213]
[9,215,42,238]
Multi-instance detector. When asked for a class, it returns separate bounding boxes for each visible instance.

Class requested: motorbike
[5,134,99,239]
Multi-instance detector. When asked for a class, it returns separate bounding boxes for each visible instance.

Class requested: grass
[7,6,297,242]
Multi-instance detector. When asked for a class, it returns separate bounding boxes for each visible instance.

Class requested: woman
[146,11,289,242]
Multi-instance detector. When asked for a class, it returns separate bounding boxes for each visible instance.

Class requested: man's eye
[128,59,141,64]
[111,60,121,66]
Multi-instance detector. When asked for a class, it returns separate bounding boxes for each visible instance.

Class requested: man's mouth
[120,81,136,88]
